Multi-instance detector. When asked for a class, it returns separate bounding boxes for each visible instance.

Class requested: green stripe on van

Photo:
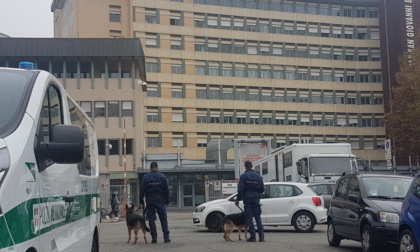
[0,194,99,249]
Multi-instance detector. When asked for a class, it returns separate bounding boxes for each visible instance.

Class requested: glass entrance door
[182,184,194,207]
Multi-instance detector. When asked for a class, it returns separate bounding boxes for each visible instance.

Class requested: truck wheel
[327,220,341,247]
[292,211,315,233]
[399,229,418,252]
[206,212,223,232]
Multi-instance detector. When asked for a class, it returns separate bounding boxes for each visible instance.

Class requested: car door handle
[288,200,296,204]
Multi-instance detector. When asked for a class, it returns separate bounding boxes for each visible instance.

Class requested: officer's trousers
[146,199,170,241]
[243,198,264,239]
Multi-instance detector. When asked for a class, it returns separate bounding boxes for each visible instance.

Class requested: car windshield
[310,157,354,175]
[0,69,34,137]
[362,177,413,198]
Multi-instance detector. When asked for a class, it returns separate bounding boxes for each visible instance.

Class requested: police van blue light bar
[19,62,35,70]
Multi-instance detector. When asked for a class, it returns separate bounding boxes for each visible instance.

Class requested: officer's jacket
[140,170,169,204]
[237,169,265,201]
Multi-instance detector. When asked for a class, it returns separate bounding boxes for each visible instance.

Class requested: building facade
[50,0,420,207]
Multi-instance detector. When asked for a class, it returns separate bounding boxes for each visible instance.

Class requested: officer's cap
[150,161,158,168]
[244,161,252,167]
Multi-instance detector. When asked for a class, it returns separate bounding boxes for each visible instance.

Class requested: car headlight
[379,212,399,223]
[195,206,205,212]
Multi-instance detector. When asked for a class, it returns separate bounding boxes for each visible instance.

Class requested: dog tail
[139,216,151,233]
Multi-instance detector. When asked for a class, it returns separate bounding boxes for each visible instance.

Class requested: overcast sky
[0,0,53,37]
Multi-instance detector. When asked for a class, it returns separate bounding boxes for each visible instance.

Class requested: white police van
[0,63,100,252]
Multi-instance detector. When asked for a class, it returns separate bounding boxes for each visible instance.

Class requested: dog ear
[131,204,134,209]
[126,204,128,209]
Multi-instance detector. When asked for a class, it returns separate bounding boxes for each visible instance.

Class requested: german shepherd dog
[222,212,248,242]
[126,204,150,244]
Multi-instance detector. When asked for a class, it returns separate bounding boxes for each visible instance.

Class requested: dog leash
[236,205,245,213]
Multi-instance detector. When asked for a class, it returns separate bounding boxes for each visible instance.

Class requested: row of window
[143,33,381,62]
[79,101,133,118]
[143,8,379,40]
[147,108,384,128]
[192,13,380,40]
[0,59,137,79]
[97,139,133,155]
[191,0,379,18]
[146,133,385,150]
[147,83,384,105]
[146,58,382,83]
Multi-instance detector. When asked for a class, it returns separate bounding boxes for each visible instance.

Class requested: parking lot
[99,209,397,252]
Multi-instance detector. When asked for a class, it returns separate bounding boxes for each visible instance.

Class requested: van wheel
[361,224,379,252]
[399,229,418,252]
[327,220,341,247]
[292,211,315,233]
[91,229,99,252]
[206,212,223,232]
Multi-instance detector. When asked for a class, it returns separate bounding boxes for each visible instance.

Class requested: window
[235,64,246,77]
[171,59,184,74]
[110,11,121,22]
[172,84,183,98]
[172,108,184,122]
[336,178,350,199]
[343,8,352,17]
[145,8,158,24]
[194,13,205,27]
[97,139,105,155]
[197,114,207,123]
[146,33,158,48]
[195,60,206,75]
[146,57,159,72]
[209,62,220,76]
[108,139,119,155]
[222,62,233,77]
[197,139,208,147]
[94,101,105,117]
[108,101,119,117]
[147,83,159,97]
[148,137,160,147]
[207,15,218,29]
[170,35,182,50]
[80,101,92,117]
[122,101,133,117]
[147,112,159,122]
[356,9,366,18]
[170,11,182,26]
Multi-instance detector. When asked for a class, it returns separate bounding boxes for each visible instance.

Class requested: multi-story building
[50,0,420,207]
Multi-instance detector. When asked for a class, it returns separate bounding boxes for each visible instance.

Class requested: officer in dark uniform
[235,160,265,242]
[139,161,171,243]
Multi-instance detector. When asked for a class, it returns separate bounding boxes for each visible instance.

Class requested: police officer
[235,160,265,242]
[139,161,171,243]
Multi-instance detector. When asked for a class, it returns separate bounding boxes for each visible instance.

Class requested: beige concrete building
[51,0,389,165]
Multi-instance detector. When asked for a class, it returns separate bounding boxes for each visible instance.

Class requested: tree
[384,45,420,162]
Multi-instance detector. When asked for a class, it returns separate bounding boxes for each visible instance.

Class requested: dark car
[308,183,335,210]
[327,173,413,252]
[398,173,420,252]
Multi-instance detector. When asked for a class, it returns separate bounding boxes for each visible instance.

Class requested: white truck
[252,143,358,183]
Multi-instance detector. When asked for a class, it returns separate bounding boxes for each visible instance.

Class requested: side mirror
[37,125,84,171]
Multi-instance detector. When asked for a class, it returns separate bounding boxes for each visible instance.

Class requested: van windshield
[0,69,35,137]
[309,157,354,175]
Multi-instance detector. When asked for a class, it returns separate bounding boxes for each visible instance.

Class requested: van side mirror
[37,125,84,170]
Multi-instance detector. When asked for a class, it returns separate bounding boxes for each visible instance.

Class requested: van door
[35,85,74,251]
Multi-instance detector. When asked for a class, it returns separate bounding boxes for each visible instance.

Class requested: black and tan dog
[126,204,150,244]
[222,212,248,242]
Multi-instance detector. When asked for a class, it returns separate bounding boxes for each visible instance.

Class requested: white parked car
[193,182,327,233]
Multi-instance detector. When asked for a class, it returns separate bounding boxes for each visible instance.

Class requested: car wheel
[361,224,379,252]
[292,211,315,233]
[206,212,223,232]
[327,220,341,247]
[399,229,419,252]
